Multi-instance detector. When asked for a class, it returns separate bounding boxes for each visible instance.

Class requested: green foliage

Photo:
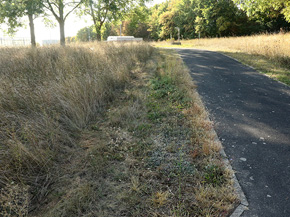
[175,0,198,39]
[233,0,290,31]
[0,0,42,33]
[150,74,190,107]
[0,1,23,35]
[80,0,146,40]
[0,0,43,46]
[147,0,290,40]
[76,25,97,41]
[203,164,225,186]
[146,100,167,122]
[150,75,177,99]
[146,72,191,123]
[102,22,118,40]
[234,0,290,22]
[147,3,169,40]
[123,5,150,39]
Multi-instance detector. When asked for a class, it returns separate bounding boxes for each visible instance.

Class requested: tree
[80,0,146,40]
[159,9,176,39]
[66,35,76,42]
[43,0,84,46]
[174,0,198,39]
[123,5,150,39]
[148,3,168,40]
[0,0,43,47]
[214,0,248,36]
[234,0,290,22]
[233,0,290,32]
[76,25,97,41]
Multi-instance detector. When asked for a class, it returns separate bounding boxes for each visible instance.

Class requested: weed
[151,191,170,207]
[203,164,226,186]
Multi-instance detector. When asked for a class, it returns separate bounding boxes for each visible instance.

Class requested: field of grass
[0,43,237,216]
[153,32,290,85]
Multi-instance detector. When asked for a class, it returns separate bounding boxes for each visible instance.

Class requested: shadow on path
[176,48,290,217]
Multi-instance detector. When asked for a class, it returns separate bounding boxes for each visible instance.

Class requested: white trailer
[107,36,143,42]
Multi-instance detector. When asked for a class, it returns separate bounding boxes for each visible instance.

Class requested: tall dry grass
[190,32,290,67]
[0,42,153,213]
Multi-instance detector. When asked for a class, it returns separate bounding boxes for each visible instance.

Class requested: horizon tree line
[1,0,290,46]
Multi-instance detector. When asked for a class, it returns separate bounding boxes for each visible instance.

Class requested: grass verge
[0,43,238,216]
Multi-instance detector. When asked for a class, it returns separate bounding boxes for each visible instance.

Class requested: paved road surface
[176,49,290,217]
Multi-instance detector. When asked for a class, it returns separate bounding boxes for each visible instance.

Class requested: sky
[0,0,167,44]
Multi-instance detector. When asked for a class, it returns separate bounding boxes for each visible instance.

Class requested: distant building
[0,37,30,46]
[107,36,143,42]
[42,40,59,45]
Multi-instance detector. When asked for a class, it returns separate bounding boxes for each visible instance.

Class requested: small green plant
[150,75,190,106]
[146,101,167,122]
[203,164,225,186]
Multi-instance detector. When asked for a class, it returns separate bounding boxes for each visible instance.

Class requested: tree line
[1,0,290,46]
[127,0,290,41]
[0,0,145,46]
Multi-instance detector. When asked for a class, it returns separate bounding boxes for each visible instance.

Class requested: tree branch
[64,0,84,20]
[45,0,60,21]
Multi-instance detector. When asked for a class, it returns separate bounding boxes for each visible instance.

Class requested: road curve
[176,48,290,217]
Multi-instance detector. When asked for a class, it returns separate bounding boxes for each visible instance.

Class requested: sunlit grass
[153,32,290,85]
[0,43,237,216]
[0,42,154,215]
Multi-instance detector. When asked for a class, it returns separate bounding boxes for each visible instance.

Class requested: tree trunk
[59,19,65,46]
[59,1,65,46]
[89,1,101,41]
[94,24,99,40]
[93,23,103,41]
[95,23,103,41]
[28,14,36,47]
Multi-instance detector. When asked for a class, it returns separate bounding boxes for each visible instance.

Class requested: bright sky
[0,0,167,44]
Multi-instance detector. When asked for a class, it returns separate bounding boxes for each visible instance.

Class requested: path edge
[172,47,249,217]
[219,52,289,88]
[207,117,249,217]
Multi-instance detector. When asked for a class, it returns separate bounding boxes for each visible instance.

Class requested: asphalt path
[175,48,290,217]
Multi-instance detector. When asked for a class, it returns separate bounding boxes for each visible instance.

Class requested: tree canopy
[144,0,290,40]
[0,0,43,46]
[1,0,290,44]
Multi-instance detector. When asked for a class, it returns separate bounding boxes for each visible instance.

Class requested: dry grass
[0,42,237,216]
[0,42,154,215]
[191,32,290,64]
[153,32,290,85]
